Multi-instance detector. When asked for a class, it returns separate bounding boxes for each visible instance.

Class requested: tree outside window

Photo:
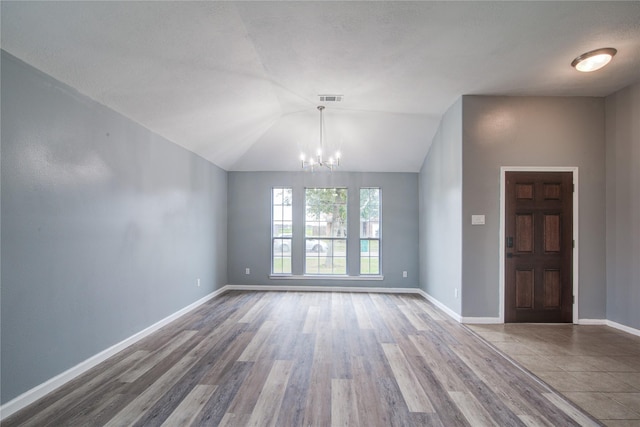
[305,188,347,275]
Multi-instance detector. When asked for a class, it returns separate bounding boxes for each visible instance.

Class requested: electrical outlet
[245,268,250,275]
[454,288,458,298]
[197,278,200,287]
[402,271,408,278]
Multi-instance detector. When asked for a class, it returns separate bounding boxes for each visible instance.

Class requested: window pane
[360,188,380,238]
[305,188,347,237]
[272,188,292,274]
[360,188,380,275]
[360,239,380,275]
[361,257,371,274]
[306,241,347,274]
[304,188,347,275]
[282,188,292,205]
[273,188,283,205]
[273,238,291,254]
[281,221,292,237]
[283,205,292,221]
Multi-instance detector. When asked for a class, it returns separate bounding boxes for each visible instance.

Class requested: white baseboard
[415,290,502,324]
[461,316,503,324]
[224,283,421,294]
[606,319,640,337]
[415,289,463,323]
[0,288,225,421]
[576,318,640,337]
[577,318,607,325]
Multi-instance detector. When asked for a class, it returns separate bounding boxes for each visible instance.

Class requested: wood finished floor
[3,291,600,426]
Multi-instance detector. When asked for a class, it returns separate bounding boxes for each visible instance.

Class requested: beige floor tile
[611,373,640,390]
[467,324,506,332]
[491,341,539,356]
[610,393,640,413]
[536,371,597,392]
[563,392,640,420]
[471,331,519,342]
[476,324,640,425]
[602,420,640,427]
[547,355,601,371]
[569,372,639,393]
[583,356,640,373]
[531,342,579,356]
[612,357,640,371]
[516,355,565,372]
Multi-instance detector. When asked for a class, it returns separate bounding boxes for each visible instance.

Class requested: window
[360,188,380,275]
[272,187,292,274]
[305,188,347,275]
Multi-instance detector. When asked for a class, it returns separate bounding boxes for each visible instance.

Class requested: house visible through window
[305,188,347,275]
[272,187,292,274]
[360,188,380,275]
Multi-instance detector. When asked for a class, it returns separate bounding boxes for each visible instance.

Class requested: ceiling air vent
[319,94,343,102]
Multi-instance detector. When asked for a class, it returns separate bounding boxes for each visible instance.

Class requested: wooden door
[505,172,573,323]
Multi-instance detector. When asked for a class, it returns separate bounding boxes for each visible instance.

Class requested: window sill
[269,274,384,281]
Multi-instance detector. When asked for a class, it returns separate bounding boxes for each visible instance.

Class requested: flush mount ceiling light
[571,47,617,72]
[300,106,341,172]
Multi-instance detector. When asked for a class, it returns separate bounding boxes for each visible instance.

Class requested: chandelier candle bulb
[300,105,341,172]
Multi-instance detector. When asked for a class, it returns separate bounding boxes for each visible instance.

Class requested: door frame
[499,166,579,324]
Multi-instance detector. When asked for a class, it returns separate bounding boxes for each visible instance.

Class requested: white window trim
[304,187,348,276]
[270,274,384,281]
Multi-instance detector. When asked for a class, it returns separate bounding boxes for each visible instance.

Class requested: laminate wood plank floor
[3,291,601,426]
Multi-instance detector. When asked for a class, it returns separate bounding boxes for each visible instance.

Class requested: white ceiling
[2,1,640,172]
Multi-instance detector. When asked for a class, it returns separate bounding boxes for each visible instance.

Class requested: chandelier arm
[319,105,324,165]
[301,105,338,172]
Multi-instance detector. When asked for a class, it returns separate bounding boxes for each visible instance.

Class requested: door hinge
[573,295,575,304]
[573,239,575,248]
[573,183,575,192]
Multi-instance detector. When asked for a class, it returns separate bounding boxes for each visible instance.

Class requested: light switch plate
[471,215,485,225]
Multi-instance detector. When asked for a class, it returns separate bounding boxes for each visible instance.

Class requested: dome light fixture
[571,47,617,72]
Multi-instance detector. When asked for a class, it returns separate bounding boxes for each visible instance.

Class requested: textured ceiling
[2,1,640,172]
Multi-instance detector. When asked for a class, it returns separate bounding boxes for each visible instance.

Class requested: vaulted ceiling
[2,1,640,172]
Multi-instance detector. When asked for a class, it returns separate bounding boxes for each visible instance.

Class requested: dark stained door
[505,172,573,323]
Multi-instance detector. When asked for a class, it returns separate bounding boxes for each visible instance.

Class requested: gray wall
[227,171,419,288]
[418,99,463,314]
[1,51,228,404]
[606,82,640,329]
[461,96,606,319]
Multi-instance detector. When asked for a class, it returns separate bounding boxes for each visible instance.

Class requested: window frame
[271,187,293,275]
[304,187,348,276]
[359,187,381,275]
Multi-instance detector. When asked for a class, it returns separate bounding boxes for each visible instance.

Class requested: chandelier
[300,106,341,171]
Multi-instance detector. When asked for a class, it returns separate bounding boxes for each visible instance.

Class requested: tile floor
[467,323,640,426]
